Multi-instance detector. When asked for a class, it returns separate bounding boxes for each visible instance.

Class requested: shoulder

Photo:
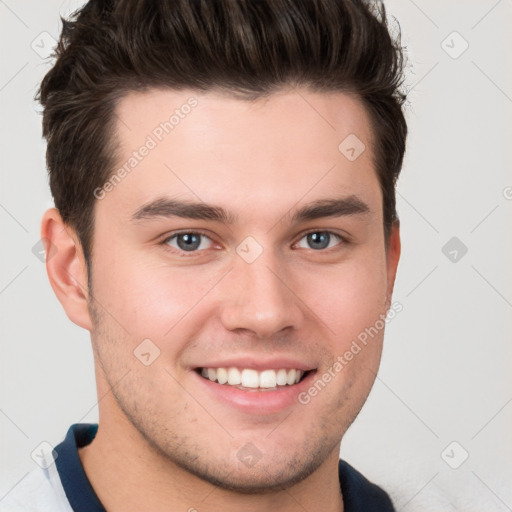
[338,459,395,511]
[0,452,72,512]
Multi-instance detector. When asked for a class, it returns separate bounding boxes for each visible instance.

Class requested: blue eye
[161,229,346,256]
[164,232,214,253]
[296,231,343,250]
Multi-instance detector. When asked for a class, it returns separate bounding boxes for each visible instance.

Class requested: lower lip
[193,370,317,415]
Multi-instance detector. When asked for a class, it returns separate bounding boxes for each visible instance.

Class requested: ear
[41,208,93,331]
[385,221,401,308]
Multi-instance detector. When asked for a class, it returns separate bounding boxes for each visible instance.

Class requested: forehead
[107,87,380,222]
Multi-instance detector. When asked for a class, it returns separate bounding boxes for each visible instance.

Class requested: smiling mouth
[195,367,313,391]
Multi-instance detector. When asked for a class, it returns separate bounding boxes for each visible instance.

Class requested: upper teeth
[200,367,304,388]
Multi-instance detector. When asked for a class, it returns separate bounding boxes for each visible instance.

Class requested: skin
[42,87,400,512]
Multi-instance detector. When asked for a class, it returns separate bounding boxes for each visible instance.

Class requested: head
[39,0,406,493]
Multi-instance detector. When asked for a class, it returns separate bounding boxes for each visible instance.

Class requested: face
[83,87,399,492]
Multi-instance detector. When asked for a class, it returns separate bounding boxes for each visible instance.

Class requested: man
[2,0,407,510]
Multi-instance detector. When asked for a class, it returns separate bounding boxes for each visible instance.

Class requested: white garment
[0,444,73,512]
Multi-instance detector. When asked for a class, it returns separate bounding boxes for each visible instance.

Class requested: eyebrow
[130,195,370,225]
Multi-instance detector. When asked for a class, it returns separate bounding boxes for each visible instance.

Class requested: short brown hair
[37,0,407,268]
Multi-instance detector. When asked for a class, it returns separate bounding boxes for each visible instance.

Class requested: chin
[181,458,323,494]
[153,433,332,495]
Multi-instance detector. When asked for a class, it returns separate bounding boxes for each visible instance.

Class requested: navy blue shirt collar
[55,423,394,511]
[55,423,105,511]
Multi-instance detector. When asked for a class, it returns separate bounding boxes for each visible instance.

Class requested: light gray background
[1,0,511,510]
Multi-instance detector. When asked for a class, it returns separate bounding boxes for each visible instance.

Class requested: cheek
[91,250,219,343]
[297,250,388,344]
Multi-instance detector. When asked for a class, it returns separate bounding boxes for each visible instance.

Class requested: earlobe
[41,208,93,331]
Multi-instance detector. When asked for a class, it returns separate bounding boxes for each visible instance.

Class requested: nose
[218,249,304,339]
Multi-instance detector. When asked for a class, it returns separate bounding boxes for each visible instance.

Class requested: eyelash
[159,229,349,257]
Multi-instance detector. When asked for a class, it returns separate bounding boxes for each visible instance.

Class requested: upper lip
[193,356,316,372]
